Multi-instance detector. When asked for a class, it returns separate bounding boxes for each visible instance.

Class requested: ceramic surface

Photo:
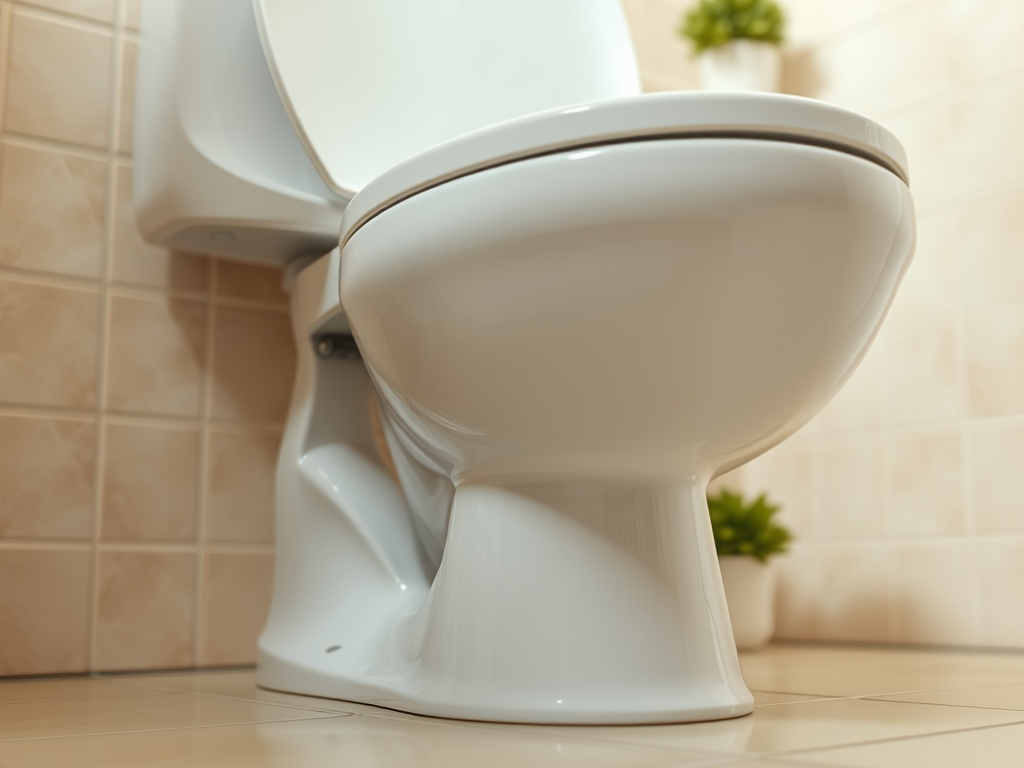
[133,0,915,728]
[261,134,913,723]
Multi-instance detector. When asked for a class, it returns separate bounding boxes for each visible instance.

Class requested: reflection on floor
[2,644,1024,766]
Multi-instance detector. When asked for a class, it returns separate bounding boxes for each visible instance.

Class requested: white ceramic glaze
[133,0,345,266]
[698,39,782,93]
[254,0,640,197]
[260,133,914,723]
[719,556,777,650]
[339,92,909,243]
[133,0,916,727]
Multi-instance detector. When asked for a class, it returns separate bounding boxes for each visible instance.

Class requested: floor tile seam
[863,693,1024,713]
[0,690,176,708]
[750,696,848,708]
[95,679,357,715]
[844,678,1024,701]
[758,716,1024,762]
[762,640,1024,658]
[748,685,1024,704]
[0,712,349,745]
[742,688,866,701]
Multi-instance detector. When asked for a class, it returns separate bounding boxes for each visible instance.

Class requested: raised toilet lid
[339,91,910,246]
[254,0,641,200]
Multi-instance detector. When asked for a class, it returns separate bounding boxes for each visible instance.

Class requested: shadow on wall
[780,47,824,99]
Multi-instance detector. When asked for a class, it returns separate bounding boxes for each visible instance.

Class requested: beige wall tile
[706,465,743,496]
[818,347,882,436]
[881,324,961,427]
[101,424,199,542]
[95,551,194,670]
[773,544,818,639]
[201,552,273,665]
[965,304,1024,418]
[123,0,140,30]
[816,543,890,642]
[885,214,956,332]
[0,415,93,539]
[796,720,1024,768]
[956,194,1024,311]
[631,0,699,91]
[20,0,115,24]
[969,423,1024,534]
[215,260,287,305]
[5,12,112,148]
[945,0,1024,87]
[210,307,294,423]
[882,106,949,215]
[740,445,814,540]
[111,165,210,292]
[105,295,207,417]
[118,40,136,155]
[0,143,107,279]
[812,2,944,118]
[0,279,100,408]
[0,549,91,675]
[893,541,975,645]
[816,439,886,540]
[205,431,278,543]
[888,429,966,537]
[975,538,1024,647]
[948,72,1024,202]
[783,0,927,46]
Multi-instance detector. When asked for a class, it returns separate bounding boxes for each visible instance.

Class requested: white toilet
[135,0,914,724]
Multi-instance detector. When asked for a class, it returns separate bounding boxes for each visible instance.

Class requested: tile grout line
[876,345,898,643]
[0,1,12,131]
[0,401,286,431]
[86,0,127,674]
[0,261,291,312]
[938,16,985,648]
[766,715,1024,763]
[193,260,220,666]
[9,1,115,34]
[0,713,348,746]
[1,130,111,161]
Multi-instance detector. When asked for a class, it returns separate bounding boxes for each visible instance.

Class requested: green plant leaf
[678,0,786,54]
[707,487,792,563]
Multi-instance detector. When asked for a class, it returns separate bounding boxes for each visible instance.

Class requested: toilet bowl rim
[338,91,909,248]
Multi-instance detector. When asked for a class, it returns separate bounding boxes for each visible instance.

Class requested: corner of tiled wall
[719,0,1024,651]
[0,0,292,675]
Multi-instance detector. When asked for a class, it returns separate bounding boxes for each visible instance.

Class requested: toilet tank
[134,0,347,266]
[135,0,640,266]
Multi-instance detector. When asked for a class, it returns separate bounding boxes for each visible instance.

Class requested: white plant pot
[719,555,776,650]
[697,39,781,92]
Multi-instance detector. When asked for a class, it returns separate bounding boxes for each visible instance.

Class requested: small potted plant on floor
[708,488,792,650]
[679,0,786,92]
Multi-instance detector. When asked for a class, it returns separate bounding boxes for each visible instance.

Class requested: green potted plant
[678,0,786,92]
[708,488,792,650]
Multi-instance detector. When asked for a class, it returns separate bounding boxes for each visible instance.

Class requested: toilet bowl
[135,0,914,725]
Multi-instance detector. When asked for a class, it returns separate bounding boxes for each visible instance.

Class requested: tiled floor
[2,644,1024,766]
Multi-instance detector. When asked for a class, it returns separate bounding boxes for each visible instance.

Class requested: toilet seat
[339,91,910,246]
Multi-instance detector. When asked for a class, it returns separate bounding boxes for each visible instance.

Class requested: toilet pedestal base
[261,464,753,723]
[257,249,752,724]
